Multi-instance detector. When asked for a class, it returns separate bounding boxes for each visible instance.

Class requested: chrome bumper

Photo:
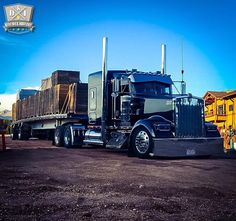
[151,137,223,157]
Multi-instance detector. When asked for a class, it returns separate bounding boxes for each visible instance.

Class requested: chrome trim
[154,123,171,131]
[172,95,204,101]
[161,44,166,75]
[101,37,108,144]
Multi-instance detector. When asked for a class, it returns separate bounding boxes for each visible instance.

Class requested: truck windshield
[131,82,171,96]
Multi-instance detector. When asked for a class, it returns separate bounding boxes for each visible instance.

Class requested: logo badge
[3,4,35,34]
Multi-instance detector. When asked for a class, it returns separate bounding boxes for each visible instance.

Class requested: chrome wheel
[135,130,150,154]
[54,131,60,145]
[64,128,71,146]
[54,126,65,147]
[18,131,22,140]
[64,126,72,148]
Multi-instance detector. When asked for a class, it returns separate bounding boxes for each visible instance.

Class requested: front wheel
[131,127,153,158]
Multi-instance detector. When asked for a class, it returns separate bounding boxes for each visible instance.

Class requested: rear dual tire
[54,125,83,148]
[54,125,72,148]
[54,126,65,147]
[63,126,73,148]
[12,124,31,140]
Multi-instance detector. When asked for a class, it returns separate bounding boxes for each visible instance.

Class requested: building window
[217,104,226,115]
[229,104,234,112]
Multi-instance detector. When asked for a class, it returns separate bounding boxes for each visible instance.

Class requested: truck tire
[17,124,30,140]
[18,128,23,140]
[12,126,18,140]
[131,126,153,158]
[54,126,65,147]
[64,125,72,148]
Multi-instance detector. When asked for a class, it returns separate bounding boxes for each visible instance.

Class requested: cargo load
[12,70,87,121]
[41,70,80,90]
[17,89,38,100]
[51,70,80,86]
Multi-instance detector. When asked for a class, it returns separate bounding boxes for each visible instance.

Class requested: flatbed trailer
[12,113,88,141]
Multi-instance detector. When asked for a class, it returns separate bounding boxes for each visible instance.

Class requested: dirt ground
[0,137,236,221]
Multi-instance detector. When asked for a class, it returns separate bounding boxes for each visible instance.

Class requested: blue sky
[0,0,235,109]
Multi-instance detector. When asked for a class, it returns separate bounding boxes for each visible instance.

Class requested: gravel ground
[0,137,236,221]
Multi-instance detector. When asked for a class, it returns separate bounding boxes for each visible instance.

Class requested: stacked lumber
[51,70,80,86]
[12,70,87,122]
[60,83,88,114]
[16,100,22,120]
[41,77,52,91]
[41,70,80,90]
[53,84,70,114]
[69,83,88,114]
[12,103,16,122]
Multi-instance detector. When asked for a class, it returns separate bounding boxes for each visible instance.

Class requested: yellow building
[204,90,236,130]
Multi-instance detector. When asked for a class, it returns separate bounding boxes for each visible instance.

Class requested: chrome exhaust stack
[101,37,108,144]
[161,44,166,75]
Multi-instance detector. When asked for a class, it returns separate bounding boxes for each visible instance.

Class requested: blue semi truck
[12,37,223,158]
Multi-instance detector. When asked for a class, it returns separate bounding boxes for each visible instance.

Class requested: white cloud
[23,86,40,90]
[0,94,16,111]
[0,87,40,111]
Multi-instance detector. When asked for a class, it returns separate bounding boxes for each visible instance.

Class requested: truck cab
[84,69,222,158]
[88,70,173,125]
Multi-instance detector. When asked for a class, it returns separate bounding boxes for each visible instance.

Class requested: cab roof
[89,70,173,85]
[128,72,173,85]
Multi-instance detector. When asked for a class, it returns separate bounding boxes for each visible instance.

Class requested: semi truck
[11,37,223,158]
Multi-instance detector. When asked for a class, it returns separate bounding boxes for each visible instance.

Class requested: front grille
[174,97,204,137]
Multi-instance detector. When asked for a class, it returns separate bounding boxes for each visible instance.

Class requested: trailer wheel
[54,126,65,147]
[18,128,22,140]
[64,125,72,148]
[131,127,153,158]
[17,124,30,140]
[12,126,18,140]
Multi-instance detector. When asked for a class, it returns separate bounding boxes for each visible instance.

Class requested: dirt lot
[0,137,236,221]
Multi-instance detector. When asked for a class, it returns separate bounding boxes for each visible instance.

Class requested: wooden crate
[53,84,70,113]
[68,83,88,114]
[34,91,40,117]
[43,89,50,114]
[49,87,54,114]
[28,96,34,117]
[14,82,88,120]
[16,100,19,120]
[21,99,26,119]
[41,77,52,91]
[51,70,80,86]
[16,100,22,120]
[39,91,44,116]
[12,103,16,122]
